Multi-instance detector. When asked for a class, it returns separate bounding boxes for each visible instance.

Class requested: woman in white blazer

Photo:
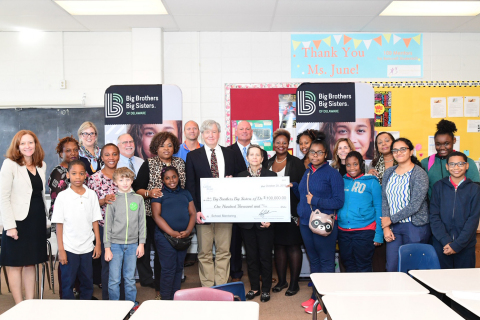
[0,130,48,304]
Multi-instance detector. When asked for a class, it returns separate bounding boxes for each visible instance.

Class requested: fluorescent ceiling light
[380,1,480,16]
[55,0,168,15]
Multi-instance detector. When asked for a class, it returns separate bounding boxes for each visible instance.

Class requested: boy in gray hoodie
[104,167,146,303]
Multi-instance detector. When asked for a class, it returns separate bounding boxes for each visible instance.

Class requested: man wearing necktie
[186,120,239,287]
[227,121,269,282]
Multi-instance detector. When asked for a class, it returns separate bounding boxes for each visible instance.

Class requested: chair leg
[45,262,52,291]
[47,240,54,293]
[3,267,11,293]
[40,263,46,299]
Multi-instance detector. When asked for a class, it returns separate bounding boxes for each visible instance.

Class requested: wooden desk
[0,300,133,320]
[129,300,259,320]
[310,272,429,296]
[323,294,464,320]
[409,268,480,294]
[446,292,480,317]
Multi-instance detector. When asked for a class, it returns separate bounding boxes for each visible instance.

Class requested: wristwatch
[145,190,149,198]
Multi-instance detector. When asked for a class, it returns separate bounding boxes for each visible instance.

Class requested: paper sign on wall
[430,97,446,118]
[465,97,480,117]
[447,97,463,117]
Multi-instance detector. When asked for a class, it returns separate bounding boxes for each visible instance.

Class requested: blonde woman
[330,138,356,176]
[78,121,102,176]
[0,130,48,304]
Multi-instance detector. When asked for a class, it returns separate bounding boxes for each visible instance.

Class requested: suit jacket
[186,145,239,212]
[228,142,269,173]
[0,158,48,230]
[236,168,277,230]
[268,153,306,218]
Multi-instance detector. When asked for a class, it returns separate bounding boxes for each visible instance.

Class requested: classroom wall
[163,32,480,145]
[1,30,480,146]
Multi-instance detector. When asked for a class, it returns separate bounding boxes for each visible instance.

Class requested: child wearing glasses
[380,138,430,272]
[420,119,480,199]
[429,151,480,269]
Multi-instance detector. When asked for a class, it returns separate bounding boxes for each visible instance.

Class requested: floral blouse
[87,170,118,227]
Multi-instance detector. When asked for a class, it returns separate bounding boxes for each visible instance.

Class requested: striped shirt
[386,168,413,223]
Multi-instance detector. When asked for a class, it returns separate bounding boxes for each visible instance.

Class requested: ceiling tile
[0,15,87,31]
[271,15,373,32]
[275,0,390,16]
[362,16,473,32]
[73,15,178,31]
[163,0,277,15]
[174,15,272,32]
[0,0,68,16]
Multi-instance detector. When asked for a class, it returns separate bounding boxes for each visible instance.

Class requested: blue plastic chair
[398,243,441,274]
[212,282,246,301]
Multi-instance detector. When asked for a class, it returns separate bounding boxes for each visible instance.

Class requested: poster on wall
[296,82,375,160]
[291,33,423,79]
[231,120,273,151]
[375,91,392,127]
[279,94,296,128]
[104,84,183,160]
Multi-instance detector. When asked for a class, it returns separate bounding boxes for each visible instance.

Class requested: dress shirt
[205,144,225,178]
[117,154,144,176]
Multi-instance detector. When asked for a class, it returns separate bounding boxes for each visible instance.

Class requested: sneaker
[305,302,322,314]
[301,298,315,308]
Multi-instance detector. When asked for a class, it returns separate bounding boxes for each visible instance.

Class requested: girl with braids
[380,138,430,272]
[420,119,480,199]
[296,129,318,168]
[290,132,344,314]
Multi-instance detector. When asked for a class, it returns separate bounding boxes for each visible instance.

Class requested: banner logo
[105,93,123,118]
[298,90,316,116]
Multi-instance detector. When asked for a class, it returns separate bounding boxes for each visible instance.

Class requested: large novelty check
[200,176,291,223]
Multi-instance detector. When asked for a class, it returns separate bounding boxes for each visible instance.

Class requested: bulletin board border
[369,81,480,88]
[225,83,301,144]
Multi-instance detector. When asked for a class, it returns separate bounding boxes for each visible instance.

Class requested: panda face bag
[307,172,335,237]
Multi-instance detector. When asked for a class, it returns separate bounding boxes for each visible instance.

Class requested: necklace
[275,157,287,164]
[384,158,394,163]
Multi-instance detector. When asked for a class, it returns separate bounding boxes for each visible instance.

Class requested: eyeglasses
[81,132,96,137]
[120,140,134,145]
[392,147,409,154]
[309,150,325,156]
[448,162,467,168]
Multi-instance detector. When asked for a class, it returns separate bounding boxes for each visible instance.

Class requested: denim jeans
[59,250,93,300]
[155,227,187,300]
[108,243,138,302]
[338,229,376,272]
[300,223,338,299]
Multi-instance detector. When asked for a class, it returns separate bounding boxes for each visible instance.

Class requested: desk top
[446,292,480,317]
[130,300,259,320]
[323,294,463,320]
[0,300,133,320]
[409,268,480,294]
[310,272,429,295]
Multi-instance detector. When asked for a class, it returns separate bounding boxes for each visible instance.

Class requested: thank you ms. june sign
[296,83,356,123]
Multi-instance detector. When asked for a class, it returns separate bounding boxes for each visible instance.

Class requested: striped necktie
[128,157,136,178]
[242,146,249,167]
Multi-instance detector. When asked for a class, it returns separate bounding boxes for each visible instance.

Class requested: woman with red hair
[0,130,48,304]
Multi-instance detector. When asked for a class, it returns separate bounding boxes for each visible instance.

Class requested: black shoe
[246,290,260,300]
[285,287,299,296]
[141,282,155,288]
[181,275,187,283]
[260,292,270,302]
[272,282,288,293]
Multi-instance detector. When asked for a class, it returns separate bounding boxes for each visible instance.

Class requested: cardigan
[381,164,429,226]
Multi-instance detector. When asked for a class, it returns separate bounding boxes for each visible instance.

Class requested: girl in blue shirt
[337,151,383,273]
[151,166,196,300]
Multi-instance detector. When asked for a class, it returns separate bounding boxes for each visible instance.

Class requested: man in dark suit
[227,121,269,282]
[186,120,239,287]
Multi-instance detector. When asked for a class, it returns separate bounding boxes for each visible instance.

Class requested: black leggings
[274,244,302,291]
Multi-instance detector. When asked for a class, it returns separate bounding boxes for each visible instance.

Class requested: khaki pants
[196,223,233,287]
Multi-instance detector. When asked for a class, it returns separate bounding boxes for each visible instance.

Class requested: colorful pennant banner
[291,33,423,79]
